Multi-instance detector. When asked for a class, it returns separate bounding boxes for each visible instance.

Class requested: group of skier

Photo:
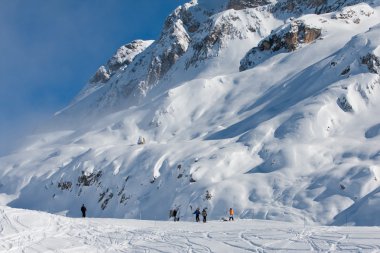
[168,207,234,223]
[192,207,206,222]
[80,204,235,222]
[193,207,234,222]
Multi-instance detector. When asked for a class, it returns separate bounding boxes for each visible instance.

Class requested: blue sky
[0,0,187,155]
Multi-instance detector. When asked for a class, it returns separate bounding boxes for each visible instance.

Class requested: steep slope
[1,0,380,225]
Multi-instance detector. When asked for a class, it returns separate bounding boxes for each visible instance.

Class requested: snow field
[1,206,380,253]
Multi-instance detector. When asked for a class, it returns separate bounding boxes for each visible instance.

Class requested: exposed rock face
[240,20,322,71]
[89,40,153,84]
[75,0,367,110]
[107,40,153,73]
[332,3,375,24]
[362,53,380,74]
[273,0,363,15]
[146,11,191,85]
[337,95,354,112]
[77,170,102,187]
[186,8,265,68]
[96,1,270,103]
[262,20,322,52]
[188,14,242,68]
[122,4,193,95]
[89,66,110,84]
[71,4,199,110]
[227,0,270,10]
[165,4,202,34]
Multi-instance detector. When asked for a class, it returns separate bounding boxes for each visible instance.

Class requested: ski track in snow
[1,207,380,252]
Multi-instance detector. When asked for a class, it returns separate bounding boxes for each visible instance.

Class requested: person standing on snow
[172,209,178,221]
[229,208,234,221]
[193,208,200,222]
[81,204,87,218]
[202,208,207,223]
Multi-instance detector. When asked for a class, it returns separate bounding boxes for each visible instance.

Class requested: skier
[193,208,200,222]
[229,208,234,221]
[81,204,87,218]
[202,208,207,223]
[172,209,178,221]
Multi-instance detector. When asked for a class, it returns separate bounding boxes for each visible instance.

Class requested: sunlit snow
[1,206,380,252]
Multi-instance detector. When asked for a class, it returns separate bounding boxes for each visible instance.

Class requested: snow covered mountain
[1,0,380,226]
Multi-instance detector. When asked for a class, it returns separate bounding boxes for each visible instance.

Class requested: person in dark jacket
[81,204,87,218]
[172,209,178,221]
[202,208,207,223]
[193,208,200,222]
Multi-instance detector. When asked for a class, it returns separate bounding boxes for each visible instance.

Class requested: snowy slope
[1,206,380,252]
[1,0,380,226]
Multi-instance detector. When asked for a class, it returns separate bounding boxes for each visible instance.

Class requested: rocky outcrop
[227,0,270,10]
[187,8,265,68]
[72,0,370,110]
[332,3,375,24]
[337,95,354,112]
[362,53,380,74]
[89,66,110,84]
[146,18,190,85]
[89,40,153,84]
[57,181,72,191]
[143,4,200,85]
[107,40,153,73]
[76,5,195,107]
[270,21,321,51]
[188,17,240,67]
[164,4,203,34]
[77,170,102,187]
[273,0,363,15]
[240,20,322,71]
[118,4,193,96]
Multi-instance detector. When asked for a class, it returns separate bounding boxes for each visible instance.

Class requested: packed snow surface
[1,206,380,253]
